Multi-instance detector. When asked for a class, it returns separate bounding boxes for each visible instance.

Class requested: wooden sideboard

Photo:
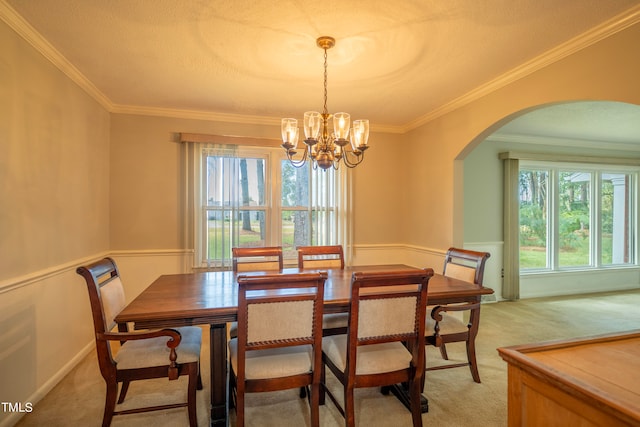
[498,330,640,427]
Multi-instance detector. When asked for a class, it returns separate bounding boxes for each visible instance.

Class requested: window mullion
[307,166,313,245]
[634,174,638,265]
[550,169,559,270]
[197,150,208,266]
[593,172,601,267]
[270,154,281,247]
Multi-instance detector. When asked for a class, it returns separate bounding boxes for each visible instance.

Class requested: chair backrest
[232,246,283,272]
[235,272,327,376]
[76,257,125,376]
[442,247,490,285]
[347,269,433,373]
[236,272,326,348]
[297,245,345,269]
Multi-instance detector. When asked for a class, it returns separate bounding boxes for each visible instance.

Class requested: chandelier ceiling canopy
[280,36,370,170]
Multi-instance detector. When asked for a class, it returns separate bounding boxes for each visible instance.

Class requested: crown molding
[0,0,114,110]
[110,104,282,126]
[402,4,640,133]
[110,104,405,133]
[1,0,405,134]
[4,1,638,134]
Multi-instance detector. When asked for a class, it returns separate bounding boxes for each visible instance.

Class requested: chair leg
[228,368,236,410]
[236,381,245,427]
[188,365,198,427]
[319,363,326,406]
[117,380,130,404]
[466,338,481,383]
[197,363,204,390]
[102,382,118,427]
[310,382,320,427]
[344,385,355,427]
[409,378,423,427]
[439,343,449,360]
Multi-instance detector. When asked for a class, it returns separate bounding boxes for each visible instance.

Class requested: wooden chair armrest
[99,329,183,379]
[99,328,182,346]
[430,302,480,322]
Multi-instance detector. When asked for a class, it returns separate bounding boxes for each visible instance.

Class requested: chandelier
[280,36,370,170]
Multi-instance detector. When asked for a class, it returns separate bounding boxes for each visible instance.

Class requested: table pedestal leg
[210,324,228,426]
[382,384,429,413]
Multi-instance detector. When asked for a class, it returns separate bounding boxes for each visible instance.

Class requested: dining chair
[321,268,434,427]
[297,245,348,336]
[229,246,284,339]
[297,244,345,269]
[76,257,203,427]
[425,247,491,383]
[228,272,327,427]
[232,246,284,272]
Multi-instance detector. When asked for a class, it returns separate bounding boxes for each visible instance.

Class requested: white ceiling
[4,0,640,140]
[494,101,640,147]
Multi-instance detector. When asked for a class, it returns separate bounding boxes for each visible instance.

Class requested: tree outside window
[519,164,634,271]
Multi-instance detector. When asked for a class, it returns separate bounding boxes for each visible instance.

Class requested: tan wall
[348,131,407,245]
[404,21,640,250]
[0,22,111,281]
[2,11,639,425]
[109,114,405,250]
[0,18,109,425]
[109,114,184,250]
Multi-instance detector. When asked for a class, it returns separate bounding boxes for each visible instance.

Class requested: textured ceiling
[4,0,640,138]
[494,101,640,145]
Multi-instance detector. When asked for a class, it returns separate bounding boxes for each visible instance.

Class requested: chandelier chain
[323,47,328,116]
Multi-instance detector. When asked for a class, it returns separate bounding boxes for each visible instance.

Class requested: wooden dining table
[115,264,494,426]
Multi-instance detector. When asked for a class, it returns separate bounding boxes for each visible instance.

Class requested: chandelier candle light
[281,36,370,169]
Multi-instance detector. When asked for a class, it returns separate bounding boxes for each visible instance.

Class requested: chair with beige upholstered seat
[228,272,327,427]
[321,268,433,427]
[297,244,345,270]
[76,257,202,427]
[297,245,348,336]
[229,246,284,340]
[232,246,284,272]
[425,247,490,383]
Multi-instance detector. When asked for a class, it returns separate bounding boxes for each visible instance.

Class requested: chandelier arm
[286,146,310,168]
[341,150,365,168]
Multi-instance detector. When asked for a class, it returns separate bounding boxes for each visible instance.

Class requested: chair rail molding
[0,252,110,294]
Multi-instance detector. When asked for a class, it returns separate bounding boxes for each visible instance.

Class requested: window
[203,153,268,263]
[281,160,339,255]
[519,162,636,271]
[192,144,346,268]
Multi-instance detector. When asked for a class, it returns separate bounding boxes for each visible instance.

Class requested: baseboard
[0,341,94,427]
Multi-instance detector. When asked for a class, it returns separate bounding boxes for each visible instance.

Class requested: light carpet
[14,289,640,427]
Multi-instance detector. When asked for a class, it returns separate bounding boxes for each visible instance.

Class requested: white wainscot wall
[520,267,640,299]
[0,250,191,427]
[7,243,637,427]
[0,259,99,427]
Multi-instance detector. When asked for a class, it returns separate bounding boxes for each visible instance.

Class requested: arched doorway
[460,101,640,300]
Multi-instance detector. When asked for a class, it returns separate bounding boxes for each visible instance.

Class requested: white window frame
[519,160,638,273]
[192,144,344,268]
